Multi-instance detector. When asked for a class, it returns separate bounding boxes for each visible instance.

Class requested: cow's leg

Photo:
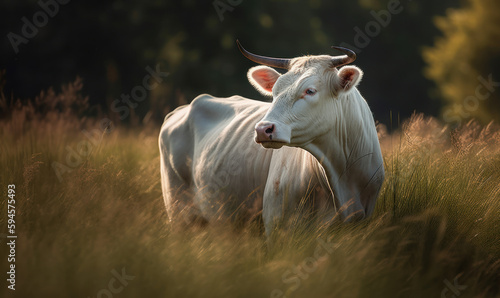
[162,169,206,226]
[262,150,306,239]
[159,107,207,227]
[160,157,207,226]
[262,192,281,252]
[262,168,288,240]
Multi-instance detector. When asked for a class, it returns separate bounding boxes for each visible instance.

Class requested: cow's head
[237,40,362,149]
[238,41,384,222]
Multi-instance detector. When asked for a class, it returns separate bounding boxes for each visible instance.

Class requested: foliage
[1,83,499,298]
[424,0,500,124]
[0,0,465,126]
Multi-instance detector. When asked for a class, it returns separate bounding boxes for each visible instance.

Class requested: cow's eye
[305,88,317,96]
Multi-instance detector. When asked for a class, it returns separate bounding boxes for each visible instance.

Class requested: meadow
[1,82,499,298]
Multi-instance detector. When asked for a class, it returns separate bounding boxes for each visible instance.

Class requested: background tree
[424,0,500,125]
[1,0,469,126]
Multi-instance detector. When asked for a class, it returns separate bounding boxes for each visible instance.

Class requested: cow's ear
[333,66,363,94]
[247,66,281,96]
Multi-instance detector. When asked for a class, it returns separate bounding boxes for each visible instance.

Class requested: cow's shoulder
[189,94,259,117]
[188,94,264,134]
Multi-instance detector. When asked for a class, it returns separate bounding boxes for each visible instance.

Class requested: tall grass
[0,84,499,297]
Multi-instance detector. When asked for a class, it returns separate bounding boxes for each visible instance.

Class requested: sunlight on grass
[0,87,499,297]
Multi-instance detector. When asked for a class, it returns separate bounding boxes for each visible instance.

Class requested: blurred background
[1,0,499,126]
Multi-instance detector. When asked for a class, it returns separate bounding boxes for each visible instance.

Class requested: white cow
[159,41,384,234]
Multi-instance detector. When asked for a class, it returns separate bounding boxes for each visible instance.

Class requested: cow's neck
[303,89,383,221]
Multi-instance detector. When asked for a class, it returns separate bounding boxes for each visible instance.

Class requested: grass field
[1,85,499,297]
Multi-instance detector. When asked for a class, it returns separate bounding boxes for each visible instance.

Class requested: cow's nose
[255,123,275,142]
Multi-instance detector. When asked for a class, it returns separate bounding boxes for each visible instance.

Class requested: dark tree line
[5,0,497,126]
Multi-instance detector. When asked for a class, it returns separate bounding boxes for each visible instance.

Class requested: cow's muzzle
[254,121,290,149]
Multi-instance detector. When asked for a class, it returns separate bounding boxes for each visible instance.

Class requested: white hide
[159,55,384,235]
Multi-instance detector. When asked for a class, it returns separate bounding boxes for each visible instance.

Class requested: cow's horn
[236,40,291,70]
[330,46,356,68]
